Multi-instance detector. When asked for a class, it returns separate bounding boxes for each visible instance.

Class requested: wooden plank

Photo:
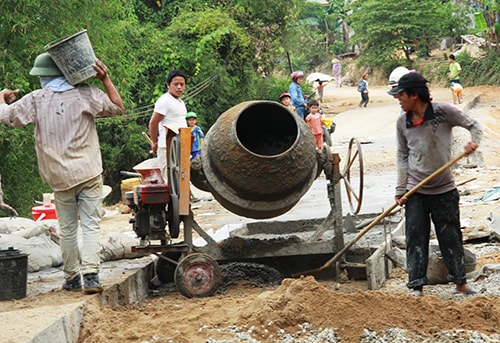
[179,128,191,215]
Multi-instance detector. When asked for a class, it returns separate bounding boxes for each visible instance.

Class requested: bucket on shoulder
[44,29,96,85]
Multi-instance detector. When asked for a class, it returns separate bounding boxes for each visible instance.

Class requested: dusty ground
[2,82,500,342]
[80,83,500,342]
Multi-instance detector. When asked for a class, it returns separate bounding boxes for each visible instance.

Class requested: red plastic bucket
[32,204,58,221]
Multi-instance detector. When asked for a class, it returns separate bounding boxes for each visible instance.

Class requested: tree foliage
[0,0,497,216]
[348,0,470,69]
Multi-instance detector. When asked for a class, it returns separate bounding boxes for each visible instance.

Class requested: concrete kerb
[1,256,155,343]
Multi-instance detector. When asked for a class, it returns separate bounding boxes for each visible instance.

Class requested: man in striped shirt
[0,53,124,294]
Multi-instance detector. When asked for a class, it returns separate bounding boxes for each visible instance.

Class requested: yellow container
[121,178,141,203]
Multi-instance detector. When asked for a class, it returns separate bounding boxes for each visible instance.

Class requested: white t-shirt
[153,92,187,148]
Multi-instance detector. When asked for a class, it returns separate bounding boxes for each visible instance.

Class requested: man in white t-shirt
[149,70,188,183]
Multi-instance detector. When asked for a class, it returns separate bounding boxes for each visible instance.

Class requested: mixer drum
[201,101,318,219]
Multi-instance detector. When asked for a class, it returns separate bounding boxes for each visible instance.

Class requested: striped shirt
[0,85,122,191]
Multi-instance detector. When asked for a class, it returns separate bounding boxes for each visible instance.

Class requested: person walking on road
[288,71,307,120]
[315,80,329,103]
[332,58,342,87]
[387,72,482,297]
[358,74,369,108]
[0,53,124,294]
[448,54,462,104]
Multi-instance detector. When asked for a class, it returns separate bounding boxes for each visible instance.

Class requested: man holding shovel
[388,72,482,296]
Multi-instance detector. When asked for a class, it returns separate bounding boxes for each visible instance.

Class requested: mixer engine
[126,183,173,242]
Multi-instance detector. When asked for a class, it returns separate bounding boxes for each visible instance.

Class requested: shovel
[292,152,468,277]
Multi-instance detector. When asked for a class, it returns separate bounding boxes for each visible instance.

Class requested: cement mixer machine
[124,101,364,298]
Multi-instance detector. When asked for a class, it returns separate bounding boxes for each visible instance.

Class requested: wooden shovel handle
[142,131,154,145]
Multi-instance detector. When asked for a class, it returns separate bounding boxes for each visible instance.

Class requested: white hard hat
[388,67,410,87]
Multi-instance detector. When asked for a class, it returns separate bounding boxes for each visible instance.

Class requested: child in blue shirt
[186,112,205,160]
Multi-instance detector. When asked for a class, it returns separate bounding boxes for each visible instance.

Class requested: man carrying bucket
[0,53,124,294]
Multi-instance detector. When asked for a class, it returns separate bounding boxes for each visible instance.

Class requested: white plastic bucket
[44,29,96,85]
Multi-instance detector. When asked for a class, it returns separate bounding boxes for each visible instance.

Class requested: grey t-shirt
[396,102,482,196]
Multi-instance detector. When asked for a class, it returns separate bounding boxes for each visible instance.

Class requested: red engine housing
[134,184,171,205]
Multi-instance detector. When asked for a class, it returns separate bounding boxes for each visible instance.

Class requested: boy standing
[186,112,204,160]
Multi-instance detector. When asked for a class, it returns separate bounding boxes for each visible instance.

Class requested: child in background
[279,92,296,113]
[305,100,324,150]
[315,80,329,103]
[451,82,463,104]
[358,74,369,108]
[186,112,205,160]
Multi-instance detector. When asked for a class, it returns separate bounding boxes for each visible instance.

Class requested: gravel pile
[202,323,500,342]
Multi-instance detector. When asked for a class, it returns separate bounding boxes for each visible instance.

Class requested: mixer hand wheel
[341,137,364,215]
[167,135,181,237]
[168,135,181,196]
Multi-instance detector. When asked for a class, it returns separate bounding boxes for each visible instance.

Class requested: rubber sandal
[454,289,477,295]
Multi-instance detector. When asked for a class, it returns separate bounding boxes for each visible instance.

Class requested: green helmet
[29,53,63,77]
[186,112,197,119]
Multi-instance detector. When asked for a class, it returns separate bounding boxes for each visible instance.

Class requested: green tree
[348,0,470,69]
[0,0,143,214]
[470,0,500,50]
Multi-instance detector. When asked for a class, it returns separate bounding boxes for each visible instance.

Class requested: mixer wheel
[167,194,180,238]
[341,137,364,215]
[174,253,221,298]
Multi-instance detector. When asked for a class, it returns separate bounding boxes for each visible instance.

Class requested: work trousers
[55,175,103,280]
[405,188,467,289]
[359,92,369,107]
[158,146,168,185]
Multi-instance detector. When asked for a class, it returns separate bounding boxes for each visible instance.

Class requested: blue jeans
[54,175,103,280]
[405,189,467,289]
